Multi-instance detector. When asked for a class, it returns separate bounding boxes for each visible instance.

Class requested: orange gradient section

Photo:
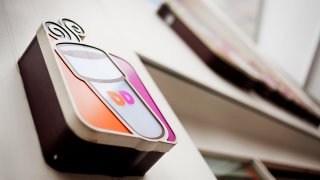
[57,54,130,134]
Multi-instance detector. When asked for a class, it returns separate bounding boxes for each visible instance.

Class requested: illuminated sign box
[157,3,320,126]
[18,19,176,176]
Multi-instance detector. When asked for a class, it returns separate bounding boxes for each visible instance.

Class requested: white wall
[146,65,320,172]
[0,0,216,179]
[258,0,320,86]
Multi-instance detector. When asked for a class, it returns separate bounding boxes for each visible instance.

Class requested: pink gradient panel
[109,54,176,142]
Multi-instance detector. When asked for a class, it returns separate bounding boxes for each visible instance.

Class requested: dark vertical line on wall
[254,0,265,43]
[1,0,18,60]
[303,35,320,106]
[304,36,320,89]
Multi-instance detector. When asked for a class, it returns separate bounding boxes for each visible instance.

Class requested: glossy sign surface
[56,43,165,139]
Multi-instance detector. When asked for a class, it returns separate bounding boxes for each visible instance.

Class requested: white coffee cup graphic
[56,43,165,139]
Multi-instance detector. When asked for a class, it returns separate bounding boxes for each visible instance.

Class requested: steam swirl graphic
[45,22,71,41]
[61,18,86,42]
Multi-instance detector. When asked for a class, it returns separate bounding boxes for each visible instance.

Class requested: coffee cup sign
[19,18,176,176]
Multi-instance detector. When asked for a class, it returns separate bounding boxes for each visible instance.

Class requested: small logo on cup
[107,91,135,106]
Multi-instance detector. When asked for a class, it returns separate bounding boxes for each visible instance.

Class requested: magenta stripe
[110,54,176,142]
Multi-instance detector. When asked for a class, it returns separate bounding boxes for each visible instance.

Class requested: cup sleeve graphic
[56,43,165,139]
[91,81,164,139]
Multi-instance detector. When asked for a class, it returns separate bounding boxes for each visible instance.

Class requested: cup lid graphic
[57,44,124,82]
[56,43,166,139]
